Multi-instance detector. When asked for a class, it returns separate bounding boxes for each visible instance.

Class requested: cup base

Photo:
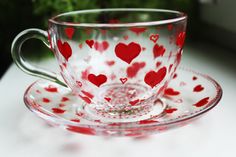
[79,98,167,123]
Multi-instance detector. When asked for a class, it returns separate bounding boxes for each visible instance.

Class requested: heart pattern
[57,40,72,61]
[120,77,128,84]
[193,84,204,92]
[144,67,167,88]
[88,74,107,87]
[115,42,141,64]
[176,32,186,48]
[153,44,166,58]
[149,34,159,43]
[86,40,94,48]
[64,27,75,39]
[94,41,109,53]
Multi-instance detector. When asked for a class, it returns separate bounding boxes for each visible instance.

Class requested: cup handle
[11,28,67,87]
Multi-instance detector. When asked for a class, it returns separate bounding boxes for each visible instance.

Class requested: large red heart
[153,44,166,58]
[144,67,167,88]
[57,40,72,61]
[115,42,141,64]
[64,27,75,39]
[88,74,107,87]
[94,41,109,53]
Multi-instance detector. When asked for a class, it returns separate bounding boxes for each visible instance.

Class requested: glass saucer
[24,68,222,137]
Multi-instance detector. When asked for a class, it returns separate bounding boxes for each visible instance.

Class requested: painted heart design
[94,41,109,53]
[126,62,145,78]
[57,40,72,61]
[193,97,209,107]
[153,44,166,58]
[120,77,128,84]
[149,34,159,43]
[176,31,186,47]
[193,84,204,92]
[165,108,177,114]
[88,74,107,87]
[129,99,139,106]
[86,39,94,48]
[104,97,111,102]
[129,27,147,35]
[115,42,141,64]
[164,88,180,96]
[64,27,75,39]
[144,67,167,88]
[44,85,58,93]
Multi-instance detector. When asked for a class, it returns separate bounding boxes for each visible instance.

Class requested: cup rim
[49,8,187,27]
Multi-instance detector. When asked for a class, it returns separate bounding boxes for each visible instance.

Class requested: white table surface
[1,42,236,157]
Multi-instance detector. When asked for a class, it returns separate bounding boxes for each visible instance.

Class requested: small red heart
[144,67,167,88]
[129,99,139,106]
[193,97,209,107]
[79,94,92,104]
[64,27,75,39]
[86,39,94,48]
[76,81,82,87]
[142,47,146,51]
[193,84,204,92]
[61,97,69,102]
[88,74,107,87]
[156,61,162,68]
[106,60,115,66]
[57,40,72,61]
[192,76,198,80]
[104,97,111,102]
[153,44,166,58]
[81,90,94,99]
[120,77,128,84]
[115,42,141,64]
[52,108,66,114]
[123,35,129,40]
[165,108,177,114]
[42,98,50,103]
[129,27,147,35]
[79,43,83,49]
[94,41,109,53]
[44,85,58,93]
[176,32,186,47]
[164,88,180,96]
[167,24,173,31]
[149,34,159,43]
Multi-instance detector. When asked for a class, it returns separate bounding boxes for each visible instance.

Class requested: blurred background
[0,0,235,77]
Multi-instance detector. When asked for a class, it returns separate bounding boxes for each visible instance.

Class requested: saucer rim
[23,67,223,129]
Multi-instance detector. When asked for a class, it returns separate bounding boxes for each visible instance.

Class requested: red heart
[52,108,66,114]
[153,44,166,58]
[123,35,129,40]
[94,41,109,53]
[120,77,128,84]
[88,74,107,87]
[193,84,204,92]
[106,60,115,66]
[129,99,139,106]
[104,97,111,102]
[126,62,145,78]
[79,43,83,49]
[176,31,186,47]
[129,27,147,35]
[64,27,75,39]
[44,85,58,93]
[61,97,69,102]
[193,97,209,107]
[57,40,72,61]
[115,42,141,64]
[156,61,162,68]
[164,88,180,96]
[165,108,177,114]
[144,67,167,88]
[149,34,159,43]
[86,39,94,48]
